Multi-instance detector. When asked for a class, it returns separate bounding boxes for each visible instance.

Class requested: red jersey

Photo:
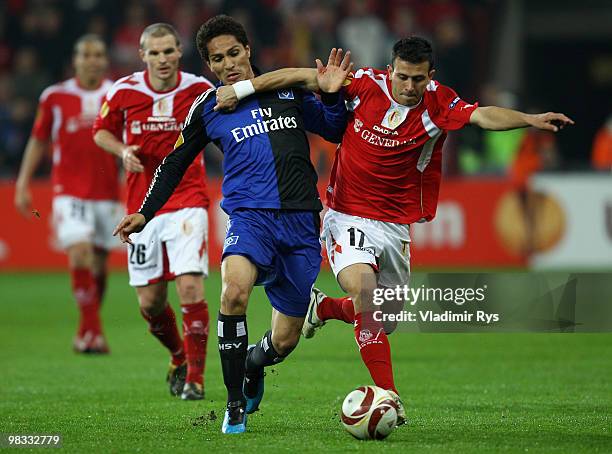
[327,67,478,224]
[93,71,213,214]
[32,78,119,200]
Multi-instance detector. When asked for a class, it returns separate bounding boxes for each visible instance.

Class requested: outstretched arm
[470,106,574,132]
[14,137,47,217]
[215,48,352,111]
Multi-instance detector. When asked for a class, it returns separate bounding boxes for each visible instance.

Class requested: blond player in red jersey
[214,37,574,423]
[15,35,120,354]
[93,23,214,400]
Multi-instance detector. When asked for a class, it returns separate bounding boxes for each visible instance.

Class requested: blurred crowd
[0,0,610,180]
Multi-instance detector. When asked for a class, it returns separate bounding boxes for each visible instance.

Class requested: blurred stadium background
[0,0,611,271]
[1,1,611,450]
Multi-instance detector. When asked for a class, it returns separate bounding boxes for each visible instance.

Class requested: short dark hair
[392,37,434,70]
[73,34,106,55]
[196,15,249,62]
[140,23,181,49]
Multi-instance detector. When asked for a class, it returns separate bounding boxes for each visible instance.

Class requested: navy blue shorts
[222,209,322,318]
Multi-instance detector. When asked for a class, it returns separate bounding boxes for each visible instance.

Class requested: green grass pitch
[1,271,611,452]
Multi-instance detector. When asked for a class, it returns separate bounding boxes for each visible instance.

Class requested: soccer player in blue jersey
[113,15,352,434]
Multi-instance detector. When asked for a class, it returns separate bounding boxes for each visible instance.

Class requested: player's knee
[176,276,203,304]
[340,272,377,314]
[91,250,108,276]
[68,243,93,269]
[220,281,249,314]
[138,292,167,317]
[345,283,377,314]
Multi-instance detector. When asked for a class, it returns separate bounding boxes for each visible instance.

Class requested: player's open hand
[316,48,353,94]
[14,184,32,217]
[214,85,239,112]
[529,112,575,132]
[113,213,146,244]
[121,145,144,173]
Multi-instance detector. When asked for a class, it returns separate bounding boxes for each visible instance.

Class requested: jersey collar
[144,70,182,93]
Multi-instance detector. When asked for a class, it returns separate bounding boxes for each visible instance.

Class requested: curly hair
[196,15,249,62]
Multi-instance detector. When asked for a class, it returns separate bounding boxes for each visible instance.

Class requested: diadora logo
[373,124,399,136]
[224,235,239,247]
[278,89,294,100]
[449,96,460,109]
[219,342,243,350]
[354,118,363,132]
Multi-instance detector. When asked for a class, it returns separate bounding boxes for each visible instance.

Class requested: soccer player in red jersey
[214,37,574,422]
[93,23,214,400]
[15,35,120,354]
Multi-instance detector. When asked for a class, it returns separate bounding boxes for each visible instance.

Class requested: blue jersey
[139,87,347,221]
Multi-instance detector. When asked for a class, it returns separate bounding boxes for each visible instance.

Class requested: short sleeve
[31,93,53,141]
[429,83,478,131]
[342,67,375,99]
[92,91,124,138]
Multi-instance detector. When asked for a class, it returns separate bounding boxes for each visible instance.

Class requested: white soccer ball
[341,385,398,440]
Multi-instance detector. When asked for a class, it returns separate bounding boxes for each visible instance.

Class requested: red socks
[141,304,185,366]
[71,268,102,336]
[354,312,397,394]
[140,301,209,386]
[181,301,210,385]
[317,293,398,394]
[317,296,355,323]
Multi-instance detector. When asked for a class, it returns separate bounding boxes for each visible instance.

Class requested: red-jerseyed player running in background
[15,35,120,354]
[214,37,574,423]
[93,23,214,400]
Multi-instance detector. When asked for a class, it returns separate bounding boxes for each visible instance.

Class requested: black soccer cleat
[166,362,187,397]
[243,343,265,413]
[222,400,247,434]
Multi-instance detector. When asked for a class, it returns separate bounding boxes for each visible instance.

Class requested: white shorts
[127,207,209,287]
[322,208,411,288]
[52,195,123,250]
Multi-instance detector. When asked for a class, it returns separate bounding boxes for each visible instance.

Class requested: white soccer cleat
[387,390,408,426]
[302,287,327,338]
[73,331,110,354]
